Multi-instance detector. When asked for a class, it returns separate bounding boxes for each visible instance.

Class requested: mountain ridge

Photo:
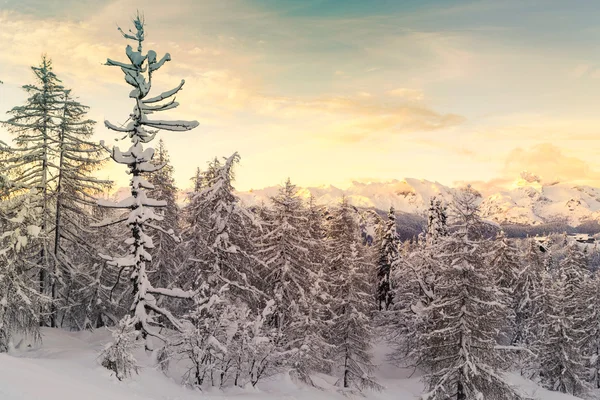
[236,173,600,228]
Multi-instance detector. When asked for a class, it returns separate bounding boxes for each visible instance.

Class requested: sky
[2,0,600,193]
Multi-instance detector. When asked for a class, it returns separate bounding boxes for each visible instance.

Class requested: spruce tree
[182,152,260,299]
[256,178,330,384]
[488,231,522,345]
[416,188,525,400]
[2,59,110,327]
[51,89,110,327]
[512,239,545,346]
[327,197,380,392]
[1,55,64,324]
[98,15,198,358]
[147,139,180,292]
[582,270,600,388]
[425,196,448,246]
[376,206,398,311]
[533,245,589,396]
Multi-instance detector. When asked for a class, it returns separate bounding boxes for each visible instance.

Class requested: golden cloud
[503,143,600,185]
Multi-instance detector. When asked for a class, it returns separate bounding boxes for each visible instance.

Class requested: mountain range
[110,171,600,234]
[236,172,600,229]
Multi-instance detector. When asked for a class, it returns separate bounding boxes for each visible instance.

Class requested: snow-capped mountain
[238,178,453,216]
[110,172,600,227]
[478,175,600,226]
[237,173,600,227]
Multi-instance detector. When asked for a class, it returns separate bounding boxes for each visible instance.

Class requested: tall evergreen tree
[2,58,109,327]
[51,89,110,327]
[581,270,600,388]
[426,196,448,246]
[415,188,525,400]
[327,198,380,392]
[182,152,260,299]
[512,239,545,346]
[488,231,522,345]
[533,244,589,396]
[376,206,398,311]
[256,178,330,384]
[98,15,198,360]
[147,139,180,292]
[1,55,64,323]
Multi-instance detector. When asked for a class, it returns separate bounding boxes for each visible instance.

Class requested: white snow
[0,328,588,400]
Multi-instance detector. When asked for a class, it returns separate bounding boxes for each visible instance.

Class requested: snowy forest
[3,15,600,400]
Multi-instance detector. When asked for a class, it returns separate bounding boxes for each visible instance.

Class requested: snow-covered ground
[0,328,587,400]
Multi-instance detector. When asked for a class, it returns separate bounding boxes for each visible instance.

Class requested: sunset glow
[2,0,600,193]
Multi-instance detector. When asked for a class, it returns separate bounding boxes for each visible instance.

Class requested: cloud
[0,0,468,191]
[503,143,600,184]
[387,88,424,101]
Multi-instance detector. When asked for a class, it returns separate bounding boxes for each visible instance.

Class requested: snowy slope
[0,328,587,400]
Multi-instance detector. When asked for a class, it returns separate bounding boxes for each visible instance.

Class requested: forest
[2,14,600,400]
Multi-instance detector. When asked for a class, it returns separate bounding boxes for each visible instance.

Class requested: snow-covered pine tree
[182,152,260,299]
[582,269,600,388]
[416,188,525,400]
[533,243,589,396]
[1,55,64,324]
[1,58,110,327]
[425,196,448,246]
[512,238,545,346]
[98,15,198,357]
[488,231,522,345]
[147,139,180,292]
[304,193,333,355]
[174,153,277,387]
[51,89,111,327]
[384,204,440,366]
[256,178,330,384]
[306,194,327,269]
[0,190,45,351]
[190,167,203,192]
[376,206,398,311]
[411,196,449,312]
[327,197,380,392]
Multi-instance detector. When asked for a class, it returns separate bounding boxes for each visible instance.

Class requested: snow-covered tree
[50,89,110,327]
[0,190,45,351]
[512,239,545,346]
[1,55,64,323]
[376,207,398,311]
[533,245,589,396]
[488,231,522,345]
[67,204,130,330]
[425,196,448,246]
[101,315,140,381]
[327,197,380,392]
[147,139,180,292]
[406,196,449,314]
[581,270,600,388]
[182,152,260,300]
[174,153,281,387]
[1,58,110,327]
[415,188,525,400]
[256,178,330,384]
[98,15,198,358]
